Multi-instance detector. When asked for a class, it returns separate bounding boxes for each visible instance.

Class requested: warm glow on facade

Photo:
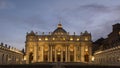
[91,56,94,61]
[63,38,65,40]
[0,43,23,64]
[39,38,41,41]
[30,48,33,52]
[25,23,92,64]
[77,38,79,41]
[24,56,26,60]
[70,38,73,41]
[85,48,88,51]
[53,38,55,40]
[45,37,48,41]
[85,37,88,41]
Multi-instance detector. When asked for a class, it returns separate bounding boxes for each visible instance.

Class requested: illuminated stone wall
[94,46,120,65]
[94,23,120,65]
[0,43,23,64]
[25,24,92,64]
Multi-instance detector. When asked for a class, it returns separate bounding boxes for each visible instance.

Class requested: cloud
[53,4,120,41]
[80,4,110,12]
[20,3,120,41]
[0,0,15,9]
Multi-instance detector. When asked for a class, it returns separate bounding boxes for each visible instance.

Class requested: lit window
[24,56,26,60]
[70,38,73,41]
[39,38,41,41]
[63,38,65,40]
[30,48,33,52]
[119,31,120,35]
[45,37,48,41]
[57,52,61,55]
[77,38,79,41]
[85,37,88,41]
[69,45,74,51]
[85,48,88,51]
[53,38,55,40]
[30,39,32,41]
[92,56,95,61]
[44,46,48,51]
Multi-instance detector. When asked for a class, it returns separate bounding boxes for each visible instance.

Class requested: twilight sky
[0,0,120,50]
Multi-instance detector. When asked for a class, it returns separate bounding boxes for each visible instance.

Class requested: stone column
[26,43,29,64]
[81,44,84,62]
[74,46,76,62]
[48,46,49,62]
[67,46,70,62]
[79,44,81,62]
[42,46,44,62]
[55,49,57,62]
[89,44,92,62]
[36,42,38,62]
[65,45,68,62]
[34,43,37,63]
[61,51,63,62]
[50,45,52,62]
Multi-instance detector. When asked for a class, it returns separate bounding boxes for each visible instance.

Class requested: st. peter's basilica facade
[25,23,92,64]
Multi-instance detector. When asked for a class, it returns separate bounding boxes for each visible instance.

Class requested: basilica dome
[52,23,67,35]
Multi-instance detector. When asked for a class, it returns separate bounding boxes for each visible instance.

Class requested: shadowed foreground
[0,62,120,68]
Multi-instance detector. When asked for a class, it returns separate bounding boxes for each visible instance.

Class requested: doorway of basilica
[29,52,33,63]
[84,51,89,62]
[57,51,61,62]
[63,51,65,62]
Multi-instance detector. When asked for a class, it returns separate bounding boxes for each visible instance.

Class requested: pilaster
[65,45,68,62]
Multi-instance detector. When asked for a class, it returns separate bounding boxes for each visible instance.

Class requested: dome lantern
[57,23,62,28]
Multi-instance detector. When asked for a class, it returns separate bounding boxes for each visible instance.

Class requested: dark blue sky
[0,0,120,50]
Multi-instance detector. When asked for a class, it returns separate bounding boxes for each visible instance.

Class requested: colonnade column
[68,46,70,62]
[65,45,68,62]
[74,46,76,62]
[81,44,84,62]
[48,45,50,62]
[61,51,63,62]
[55,49,57,62]
[33,44,37,63]
[50,45,52,62]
